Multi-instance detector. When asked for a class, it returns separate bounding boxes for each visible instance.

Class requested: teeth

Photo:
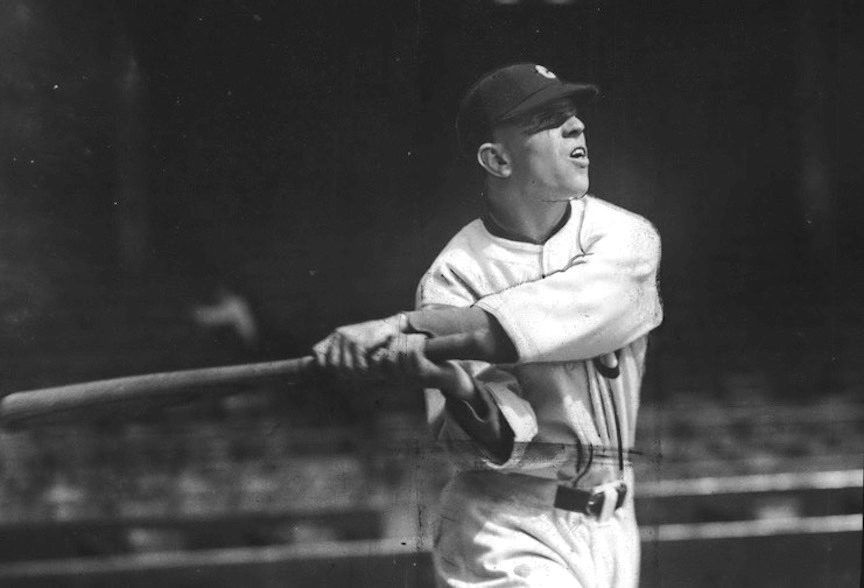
[571,147,586,158]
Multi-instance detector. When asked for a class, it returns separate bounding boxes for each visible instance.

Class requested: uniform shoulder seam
[584,195,656,228]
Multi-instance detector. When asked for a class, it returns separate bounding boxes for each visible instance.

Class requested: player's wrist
[440,364,495,420]
[436,361,476,402]
[384,312,410,335]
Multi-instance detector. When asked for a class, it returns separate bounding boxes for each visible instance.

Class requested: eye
[521,107,578,135]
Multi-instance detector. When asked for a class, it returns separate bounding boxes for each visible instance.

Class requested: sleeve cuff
[440,370,537,469]
[444,392,512,465]
[480,379,538,468]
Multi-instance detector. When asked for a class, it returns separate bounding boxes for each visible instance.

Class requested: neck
[485,183,570,244]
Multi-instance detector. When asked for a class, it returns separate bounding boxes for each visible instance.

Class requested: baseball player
[314,63,662,587]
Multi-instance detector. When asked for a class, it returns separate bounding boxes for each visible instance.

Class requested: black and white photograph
[0,1,861,586]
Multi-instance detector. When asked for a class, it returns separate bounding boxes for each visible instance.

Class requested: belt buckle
[585,490,605,518]
[591,481,625,522]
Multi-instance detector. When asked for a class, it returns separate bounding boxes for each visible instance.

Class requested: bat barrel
[0,333,503,430]
[0,357,316,429]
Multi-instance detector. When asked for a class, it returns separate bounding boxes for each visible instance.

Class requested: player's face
[495,100,590,202]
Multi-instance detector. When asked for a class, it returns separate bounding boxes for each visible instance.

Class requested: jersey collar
[482,200,573,244]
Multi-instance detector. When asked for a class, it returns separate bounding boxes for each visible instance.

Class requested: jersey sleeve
[425,361,538,469]
[417,255,538,468]
[474,199,663,364]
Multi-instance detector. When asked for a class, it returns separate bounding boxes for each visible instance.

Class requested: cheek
[522,147,557,177]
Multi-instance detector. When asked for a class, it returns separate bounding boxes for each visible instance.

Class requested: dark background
[0,3,861,584]
[0,0,861,402]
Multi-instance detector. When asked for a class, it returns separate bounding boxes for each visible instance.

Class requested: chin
[571,183,589,199]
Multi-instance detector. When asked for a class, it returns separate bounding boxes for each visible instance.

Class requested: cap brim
[498,82,599,122]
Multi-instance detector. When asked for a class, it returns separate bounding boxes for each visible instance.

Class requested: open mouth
[570,146,587,159]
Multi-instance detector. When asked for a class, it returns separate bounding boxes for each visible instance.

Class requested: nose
[562,115,585,136]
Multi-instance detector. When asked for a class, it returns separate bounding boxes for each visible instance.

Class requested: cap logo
[534,65,557,79]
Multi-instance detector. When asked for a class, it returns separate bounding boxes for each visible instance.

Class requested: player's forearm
[432,360,493,421]
[433,364,514,465]
[444,392,514,465]
[404,307,517,363]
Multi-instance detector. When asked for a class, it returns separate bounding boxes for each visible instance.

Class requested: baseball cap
[456,63,599,158]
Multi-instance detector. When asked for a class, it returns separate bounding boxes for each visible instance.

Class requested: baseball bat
[0,333,488,430]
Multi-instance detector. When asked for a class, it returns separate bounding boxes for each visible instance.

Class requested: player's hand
[312,314,406,380]
[374,334,475,401]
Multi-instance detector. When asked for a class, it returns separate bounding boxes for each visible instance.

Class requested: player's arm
[398,207,660,365]
[312,286,533,465]
[313,206,661,369]
[404,273,536,467]
[382,334,518,465]
[312,313,524,464]
[475,202,663,363]
[425,361,535,468]
[312,307,517,375]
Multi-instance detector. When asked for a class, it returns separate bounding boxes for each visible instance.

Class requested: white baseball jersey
[417,195,662,489]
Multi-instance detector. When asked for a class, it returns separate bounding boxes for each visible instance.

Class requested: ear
[477,143,511,179]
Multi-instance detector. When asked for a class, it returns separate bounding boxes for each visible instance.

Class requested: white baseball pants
[433,471,640,588]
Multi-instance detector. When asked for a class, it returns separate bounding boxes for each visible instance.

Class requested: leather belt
[554,481,627,520]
